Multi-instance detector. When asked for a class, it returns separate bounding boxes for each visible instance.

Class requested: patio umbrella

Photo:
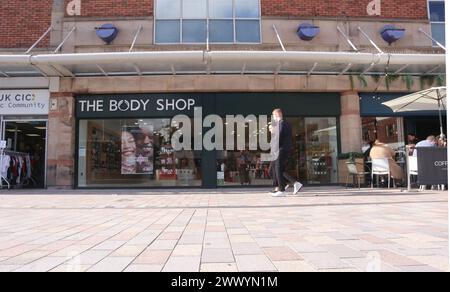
[382,87,447,191]
[382,86,447,137]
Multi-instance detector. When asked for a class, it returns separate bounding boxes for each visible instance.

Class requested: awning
[382,87,446,112]
[0,50,446,78]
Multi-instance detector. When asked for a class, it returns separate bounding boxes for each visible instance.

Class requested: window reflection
[78,119,202,187]
[155,0,261,44]
[217,117,338,186]
[362,117,405,151]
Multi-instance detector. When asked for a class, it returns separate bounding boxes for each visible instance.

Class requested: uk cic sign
[0,90,50,115]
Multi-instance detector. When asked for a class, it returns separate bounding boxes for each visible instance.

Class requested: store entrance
[216,117,339,186]
[1,120,47,188]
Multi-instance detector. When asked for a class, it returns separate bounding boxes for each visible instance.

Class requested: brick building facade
[0,0,433,49]
[0,0,53,49]
[0,0,446,189]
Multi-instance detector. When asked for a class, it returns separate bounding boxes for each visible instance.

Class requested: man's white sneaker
[271,191,286,197]
[293,182,303,195]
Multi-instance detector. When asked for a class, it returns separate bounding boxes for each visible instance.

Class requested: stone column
[47,92,75,188]
[340,91,363,154]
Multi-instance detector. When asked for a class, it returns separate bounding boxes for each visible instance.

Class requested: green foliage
[402,75,414,91]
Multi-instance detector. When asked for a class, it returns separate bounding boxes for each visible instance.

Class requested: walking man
[269,109,303,197]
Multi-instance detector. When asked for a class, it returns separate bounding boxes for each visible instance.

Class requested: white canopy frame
[0,24,446,78]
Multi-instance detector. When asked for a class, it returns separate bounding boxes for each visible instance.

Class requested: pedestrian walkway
[0,187,447,272]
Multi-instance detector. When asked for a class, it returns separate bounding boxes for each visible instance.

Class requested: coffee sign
[0,90,50,115]
[417,148,448,185]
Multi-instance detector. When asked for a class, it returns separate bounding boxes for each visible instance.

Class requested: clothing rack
[0,148,10,189]
[3,150,30,156]
[0,150,36,189]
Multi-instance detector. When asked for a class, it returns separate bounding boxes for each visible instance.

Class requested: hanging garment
[26,155,32,178]
[1,154,10,179]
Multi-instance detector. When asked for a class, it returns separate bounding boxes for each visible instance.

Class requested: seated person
[437,134,447,148]
[406,133,418,156]
[413,136,437,156]
[370,140,404,181]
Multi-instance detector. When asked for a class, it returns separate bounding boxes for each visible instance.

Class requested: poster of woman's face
[121,126,154,175]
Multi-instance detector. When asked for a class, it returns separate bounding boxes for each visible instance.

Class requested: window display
[217,117,338,186]
[78,119,201,187]
[362,117,405,150]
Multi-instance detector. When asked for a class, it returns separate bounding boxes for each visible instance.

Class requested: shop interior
[0,120,47,189]
[77,119,202,187]
[217,117,339,186]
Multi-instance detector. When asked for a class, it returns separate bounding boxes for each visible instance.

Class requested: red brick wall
[261,0,428,19]
[63,0,428,20]
[0,0,52,48]
[64,0,153,17]
[0,0,429,49]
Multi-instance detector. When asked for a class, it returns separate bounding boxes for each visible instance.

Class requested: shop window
[362,117,405,153]
[217,117,338,186]
[77,119,201,187]
[209,20,234,43]
[429,0,446,46]
[209,0,233,18]
[182,20,208,43]
[155,0,261,44]
[155,20,181,43]
[1,120,47,189]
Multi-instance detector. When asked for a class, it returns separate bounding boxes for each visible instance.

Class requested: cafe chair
[345,161,369,189]
[408,155,425,191]
[409,155,445,191]
[371,158,394,189]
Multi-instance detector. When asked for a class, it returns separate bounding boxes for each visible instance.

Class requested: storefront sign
[417,148,448,185]
[0,90,50,115]
[76,94,201,118]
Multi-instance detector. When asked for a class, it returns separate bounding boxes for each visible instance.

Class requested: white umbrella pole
[406,145,411,192]
[437,89,445,138]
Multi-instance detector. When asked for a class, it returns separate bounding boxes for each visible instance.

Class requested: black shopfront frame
[74,92,341,189]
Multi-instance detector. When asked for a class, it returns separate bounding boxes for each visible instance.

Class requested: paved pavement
[0,187,448,272]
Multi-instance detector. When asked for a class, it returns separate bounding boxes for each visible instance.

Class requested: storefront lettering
[156,99,196,111]
[434,160,448,167]
[78,100,104,112]
[110,99,149,112]
[0,93,36,102]
[78,98,197,114]
[0,93,46,110]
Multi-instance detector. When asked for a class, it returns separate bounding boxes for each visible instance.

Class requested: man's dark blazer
[278,119,293,154]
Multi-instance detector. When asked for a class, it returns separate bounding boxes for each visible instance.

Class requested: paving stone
[263,247,303,261]
[202,249,235,263]
[273,261,317,272]
[235,255,277,272]
[0,188,447,272]
[163,257,200,272]
[201,263,238,272]
[300,252,357,270]
[124,264,164,272]
[231,242,264,255]
[172,245,203,257]
[87,257,134,272]
[133,250,172,265]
